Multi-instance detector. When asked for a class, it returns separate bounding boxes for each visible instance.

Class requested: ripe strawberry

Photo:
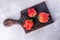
[23,19,34,30]
[38,12,49,23]
[28,8,37,17]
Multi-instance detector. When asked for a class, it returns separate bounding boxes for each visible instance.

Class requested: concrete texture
[0,0,60,40]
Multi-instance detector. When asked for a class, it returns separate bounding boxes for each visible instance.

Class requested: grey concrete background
[0,0,60,40]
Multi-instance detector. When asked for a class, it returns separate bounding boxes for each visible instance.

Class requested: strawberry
[23,19,34,30]
[28,8,37,17]
[38,12,49,23]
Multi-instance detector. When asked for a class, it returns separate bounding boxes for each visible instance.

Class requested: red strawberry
[28,8,37,17]
[38,12,49,23]
[23,19,34,30]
